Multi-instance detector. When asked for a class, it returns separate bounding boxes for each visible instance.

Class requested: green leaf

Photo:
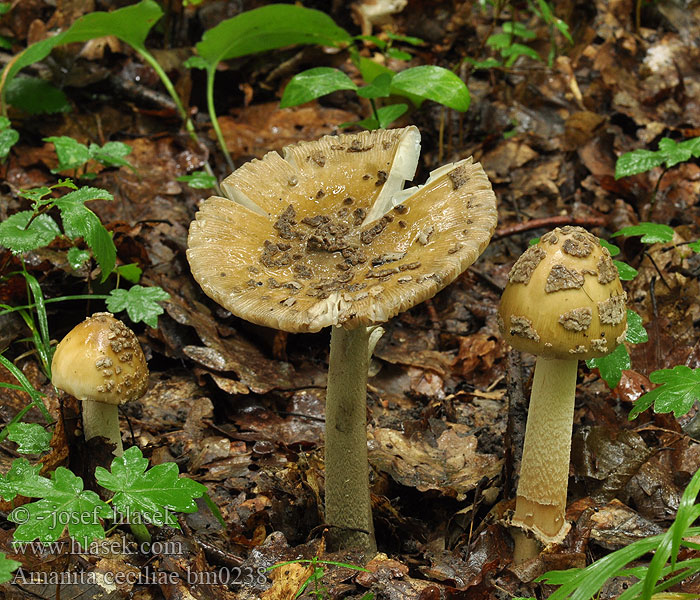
[463,57,502,70]
[385,47,412,61]
[196,4,351,71]
[658,137,693,168]
[586,343,630,389]
[612,222,674,244]
[5,77,71,115]
[280,67,357,108]
[614,260,638,280]
[6,423,52,454]
[89,141,133,169]
[66,247,90,270]
[689,240,700,253]
[599,239,620,256]
[0,458,46,501]
[355,56,395,83]
[44,136,90,172]
[376,103,409,128]
[486,32,513,49]
[630,366,700,420]
[176,171,217,189]
[95,446,206,528]
[355,34,387,49]
[9,467,111,546]
[0,35,11,51]
[385,32,424,46]
[183,55,208,69]
[502,43,541,65]
[0,211,61,253]
[391,65,470,111]
[503,21,537,39]
[2,1,164,90]
[0,553,21,584]
[356,72,393,99]
[116,263,143,283]
[0,121,19,159]
[615,148,665,179]
[54,187,116,279]
[625,309,648,344]
[105,285,170,328]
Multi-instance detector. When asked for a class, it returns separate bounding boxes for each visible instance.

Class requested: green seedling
[0,115,18,158]
[44,136,134,179]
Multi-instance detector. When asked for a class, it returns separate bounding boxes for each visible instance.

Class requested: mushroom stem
[82,401,123,456]
[324,325,376,551]
[513,357,577,560]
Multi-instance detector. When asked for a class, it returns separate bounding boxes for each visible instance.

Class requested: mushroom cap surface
[51,312,149,405]
[498,226,627,360]
[187,126,498,332]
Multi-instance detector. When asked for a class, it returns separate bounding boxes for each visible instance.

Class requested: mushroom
[187,126,498,550]
[51,312,149,456]
[497,226,627,561]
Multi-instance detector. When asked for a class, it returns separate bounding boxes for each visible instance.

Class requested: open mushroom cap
[51,312,149,405]
[187,126,498,332]
[498,226,627,359]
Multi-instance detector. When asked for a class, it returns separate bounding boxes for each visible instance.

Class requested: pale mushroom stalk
[82,400,125,455]
[512,356,577,562]
[325,325,375,550]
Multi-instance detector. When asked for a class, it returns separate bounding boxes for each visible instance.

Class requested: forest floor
[1,1,700,599]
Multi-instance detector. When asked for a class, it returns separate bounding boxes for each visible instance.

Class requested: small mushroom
[187,126,498,550]
[51,312,149,456]
[498,226,627,561]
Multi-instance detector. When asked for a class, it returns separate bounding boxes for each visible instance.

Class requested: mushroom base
[324,325,376,552]
[512,357,577,560]
[82,400,123,456]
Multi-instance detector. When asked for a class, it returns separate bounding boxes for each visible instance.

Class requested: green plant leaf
[386,32,424,46]
[614,259,638,280]
[463,56,502,70]
[502,43,542,65]
[115,263,142,283]
[280,67,357,108]
[67,247,91,270]
[89,141,133,169]
[1,1,164,90]
[95,446,206,528]
[376,103,409,128]
[9,467,111,546]
[183,55,207,69]
[599,239,620,256]
[391,65,470,111]
[44,136,90,172]
[630,366,700,420]
[176,171,217,189]
[0,553,21,584]
[0,124,19,159]
[614,148,665,179]
[657,137,694,168]
[105,285,170,328]
[6,423,52,454]
[486,32,513,49]
[53,187,115,279]
[612,222,674,244]
[195,4,351,70]
[0,458,47,501]
[689,240,700,253]
[355,56,395,83]
[503,21,537,39]
[586,343,630,389]
[0,211,61,253]
[355,34,387,49]
[356,72,393,99]
[5,77,71,115]
[625,310,648,344]
[385,47,412,61]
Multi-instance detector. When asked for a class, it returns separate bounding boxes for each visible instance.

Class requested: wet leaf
[6,422,52,454]
[612,223,674,244]
[106,285,170,327]
[281,67,358,108]
[0,211,60,253]
[5,77,71,115]
[391,66,470,111]
[587,343,630,389]
[0,553,21,584]
[630,366,700,419]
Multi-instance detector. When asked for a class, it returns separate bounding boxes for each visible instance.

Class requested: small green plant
[0,553,21,584]
[0,115,18,159]
[0,446,205,549]
[629,366,700,419]
[44,136,134,179]
[538,465,700,600]
[615,136,700,180]
[267,558,373,600]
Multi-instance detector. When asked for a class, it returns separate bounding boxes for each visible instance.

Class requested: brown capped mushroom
[51,312,149,456]
[187,126,498,550]
[498,226,627,561]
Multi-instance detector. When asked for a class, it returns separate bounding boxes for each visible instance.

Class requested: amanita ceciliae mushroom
[187,126,498,550]
[51,312,149,456]
[498,226,627,562]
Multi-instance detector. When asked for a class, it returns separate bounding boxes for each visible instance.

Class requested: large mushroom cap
[187,126,498,332]
[498,226,627,360]
[51,312,149,405]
